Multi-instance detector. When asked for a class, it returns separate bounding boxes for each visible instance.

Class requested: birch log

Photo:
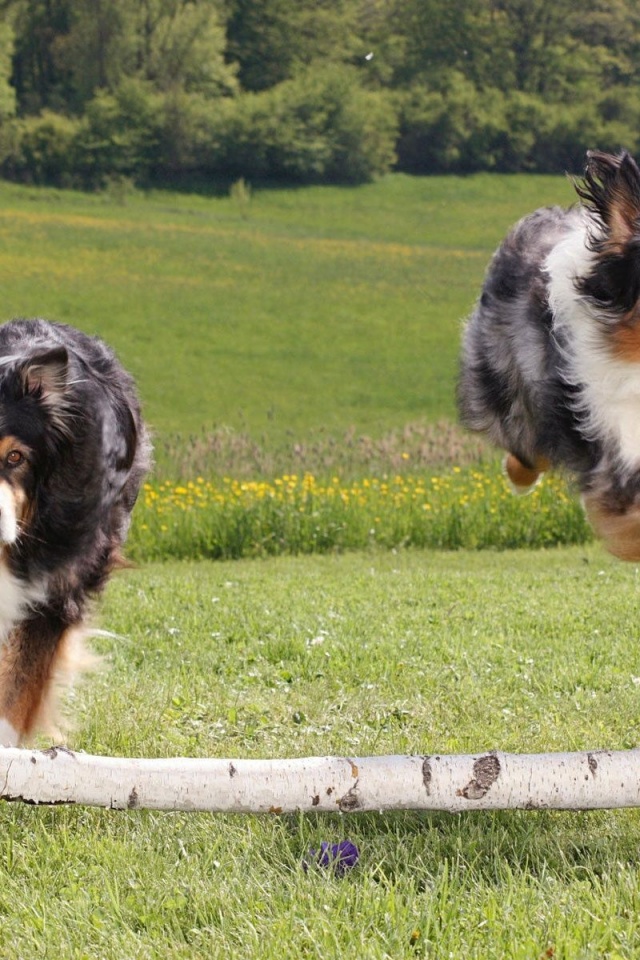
[1,746,640,812]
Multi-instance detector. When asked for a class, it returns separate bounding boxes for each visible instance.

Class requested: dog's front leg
[0,614,79,746]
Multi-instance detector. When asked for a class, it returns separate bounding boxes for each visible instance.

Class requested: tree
[58,0,236,110]
[383,0,640,101]
[225,0,360,92]
[0,19,16,118]
[130,0,236,96]
[55,0,131,109]
[10,0,72,113]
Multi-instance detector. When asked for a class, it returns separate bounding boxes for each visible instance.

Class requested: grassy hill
[0,173,575,443]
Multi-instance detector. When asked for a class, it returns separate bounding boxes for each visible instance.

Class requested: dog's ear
[576,150,640,248]
[19,346,72,438]
[20,346,69,401]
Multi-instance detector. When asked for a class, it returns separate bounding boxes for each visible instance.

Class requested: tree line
[0,0,638,188]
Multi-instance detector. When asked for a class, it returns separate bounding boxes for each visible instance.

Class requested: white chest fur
[0,561,46,644]
[547,223,640,472]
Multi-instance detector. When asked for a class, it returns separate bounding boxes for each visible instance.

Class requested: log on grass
[1,746,640,812]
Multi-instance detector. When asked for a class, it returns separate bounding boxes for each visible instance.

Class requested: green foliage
[11,0,72,114]
[204,65,398,183]
[225,0,360,93]
[388,0,640,101]
[4,110,82,186]
[75,79,163,186]
[397,76,640,174]
[397,75,514,174]
[59,0,131,108]
[129,0,237,98]
[0,21,16,121]
[268,66,397,183]
[11,0,236,115]
[3,0,640,183]
[0,63,397,187]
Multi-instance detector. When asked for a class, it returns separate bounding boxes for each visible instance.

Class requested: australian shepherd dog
[0,318,150,746]
[459,149,640,562]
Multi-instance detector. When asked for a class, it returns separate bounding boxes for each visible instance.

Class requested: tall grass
[129,461,592,561]
[152,419,489,481]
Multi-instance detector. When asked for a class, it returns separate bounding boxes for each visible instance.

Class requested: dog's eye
[6,451,23,467]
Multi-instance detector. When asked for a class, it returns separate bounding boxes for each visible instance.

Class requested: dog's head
[0,346,72,545]
[575,151,640,345]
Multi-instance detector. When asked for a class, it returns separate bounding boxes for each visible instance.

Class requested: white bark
[1,746,640,812]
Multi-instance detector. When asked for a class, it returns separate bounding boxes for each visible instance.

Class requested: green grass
[0,173,575,442]
[0,173,630,958]
[129,462,592,561]
[4,546,640,958]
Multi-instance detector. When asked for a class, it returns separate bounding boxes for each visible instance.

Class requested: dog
[0,318,150,746]
[459,149,640,562]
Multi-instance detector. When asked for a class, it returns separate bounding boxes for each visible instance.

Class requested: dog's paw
[503,454,546,496]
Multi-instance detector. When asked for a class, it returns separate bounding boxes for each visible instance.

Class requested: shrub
[396,78,640,175]
[207,66,397,183]
[272,66,398,182]
[206,93,276,180]
[528,100,640,174]
[154,91,214,179]
[396,75,506,174]
[1,111,82,186]
[74,79,163,188]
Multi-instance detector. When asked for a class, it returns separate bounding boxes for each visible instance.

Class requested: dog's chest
[556,313,640,470]
[0,562,46,643]
[547,225,640,470]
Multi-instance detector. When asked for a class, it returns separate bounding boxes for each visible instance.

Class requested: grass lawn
[3,545,640,958]
[0,173,575,442]
[0,170,633,958]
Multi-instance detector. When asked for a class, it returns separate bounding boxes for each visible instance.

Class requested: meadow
[0,171,588,559]
[0,172,575,442]
[0,173,636,959]
[4,547,640,959]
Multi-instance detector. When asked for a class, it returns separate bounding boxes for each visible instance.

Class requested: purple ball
[304,840,359,875]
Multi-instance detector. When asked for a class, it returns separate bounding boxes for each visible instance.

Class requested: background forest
[0,0,638,188]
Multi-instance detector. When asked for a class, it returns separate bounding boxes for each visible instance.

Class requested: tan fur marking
[0,625,96,744]
[0,436,26,459]
[608,208,633,251]
[0,436,34,533]
[605,185,639,250]
[505,454,550,490]
[583,493,640,561]
[611,319,640,362]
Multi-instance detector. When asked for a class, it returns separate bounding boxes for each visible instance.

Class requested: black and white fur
[0,318,150,744]
[459,150,640,560]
